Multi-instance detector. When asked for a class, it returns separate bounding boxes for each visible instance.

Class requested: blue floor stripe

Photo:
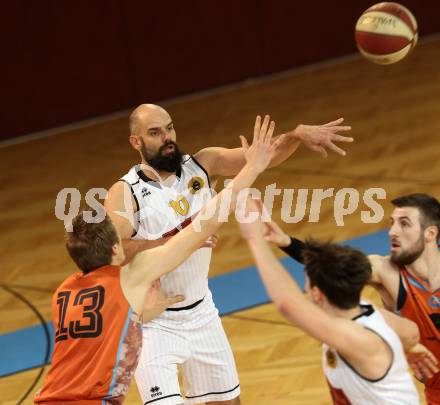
[209,256,306,315]
[0,229,389,377]
[0,322,54,377]
[344,229,389,256]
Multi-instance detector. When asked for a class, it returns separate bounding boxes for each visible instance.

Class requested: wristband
[280,237,305,264]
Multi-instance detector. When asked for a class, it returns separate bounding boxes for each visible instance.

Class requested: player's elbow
[275,296,295,319]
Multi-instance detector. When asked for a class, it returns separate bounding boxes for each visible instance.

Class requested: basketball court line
[0,229,389,378]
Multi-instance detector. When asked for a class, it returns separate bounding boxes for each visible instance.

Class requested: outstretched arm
[194,116,353,177]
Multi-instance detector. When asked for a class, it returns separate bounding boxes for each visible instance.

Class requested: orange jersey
[34,265,142,405]
[398,267,440,404]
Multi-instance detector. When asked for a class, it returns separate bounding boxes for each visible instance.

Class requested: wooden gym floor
[1,36,440,404]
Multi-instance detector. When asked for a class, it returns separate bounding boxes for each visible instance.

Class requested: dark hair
[302,240,372,310]
[65,213,119,273]
[391,193,440,241]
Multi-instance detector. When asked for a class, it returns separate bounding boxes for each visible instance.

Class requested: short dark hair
[65,213,119,274]
[302,240,372,310]
[391,193,440,240]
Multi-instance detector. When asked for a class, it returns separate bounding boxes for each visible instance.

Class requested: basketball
[355,2,418,65]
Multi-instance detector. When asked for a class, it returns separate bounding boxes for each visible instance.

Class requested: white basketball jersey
[120,155,214,309]
[322,303,419,405]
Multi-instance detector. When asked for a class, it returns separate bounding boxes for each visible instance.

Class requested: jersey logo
[169,196,190,216]
[141,187,151,197]
[188,176,205,195]
[326,349,338,368]
[150,386,163,398]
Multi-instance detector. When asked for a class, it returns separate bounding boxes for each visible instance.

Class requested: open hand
[292,118,353,158]
[406,343,439,381]
[237,197,265,240]
[263,219,291,248]
[143,280,185,321]
[240,115,284,173]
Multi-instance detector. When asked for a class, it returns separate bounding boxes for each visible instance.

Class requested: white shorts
[135,295,240,405]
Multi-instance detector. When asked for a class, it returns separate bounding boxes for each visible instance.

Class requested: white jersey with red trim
[120,154,214,312]
[322,303,419,405]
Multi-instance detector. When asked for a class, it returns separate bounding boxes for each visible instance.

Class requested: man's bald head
[129,104,171,136]
[127,103,181,173]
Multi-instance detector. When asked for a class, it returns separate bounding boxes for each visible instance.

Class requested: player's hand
[291,118,353,158]
[240,115,284,174]
[237,197,265,240]
[239,198,291,247]
[202,233,219,248]
[406,343,439,381]
[142,280,185,322]
[263,219,291,248]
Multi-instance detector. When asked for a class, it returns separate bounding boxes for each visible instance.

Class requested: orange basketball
[355,2,418,65]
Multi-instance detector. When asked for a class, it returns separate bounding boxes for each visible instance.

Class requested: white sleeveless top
[322,303,419,404]
[120,155,214,309]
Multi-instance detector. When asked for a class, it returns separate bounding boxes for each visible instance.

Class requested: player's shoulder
[119,165,140,185]
[368,254,400,278]
[107,179,130,194]
[368,254,393,268]
[182,153,192,163]
[107,166,138,195]
[192,147,219,169]
[106,178,137,207]
[54,271,81,295]
[193,147,215,160]
[183,151,213,181]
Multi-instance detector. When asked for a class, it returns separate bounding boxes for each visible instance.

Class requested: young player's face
[389,207,425,266]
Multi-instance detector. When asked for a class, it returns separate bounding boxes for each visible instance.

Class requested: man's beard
[141,140,183,173]
[390,233,425,266]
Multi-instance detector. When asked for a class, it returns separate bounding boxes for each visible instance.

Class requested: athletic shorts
[135,295,240,404]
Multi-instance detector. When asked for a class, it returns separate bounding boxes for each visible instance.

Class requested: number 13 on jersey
[55,286,105,342]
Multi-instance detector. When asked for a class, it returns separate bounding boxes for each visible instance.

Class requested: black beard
[390,235,425,266]
[142,140,183,173]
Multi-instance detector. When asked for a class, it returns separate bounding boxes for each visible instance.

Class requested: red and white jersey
[323,303,419,405]
[120,155,214,311]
